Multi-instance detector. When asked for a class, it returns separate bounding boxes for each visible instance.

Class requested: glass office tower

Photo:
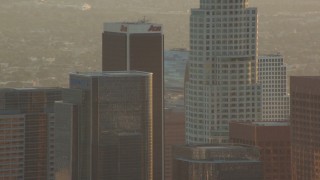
[55,71,153,180]
[102,23,164,180]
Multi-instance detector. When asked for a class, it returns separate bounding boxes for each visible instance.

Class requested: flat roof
[104,22,163,34]
[259,54,283,58]
[0,87,61,92]
[70,71,152,77]
[175,157,261,164]
[252,121,289,126]
[231,121,290,127]
[104,22,160,25]
[182,144,254,150]
[291,76,320,80]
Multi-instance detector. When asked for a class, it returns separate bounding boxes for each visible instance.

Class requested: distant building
[102,22,164,180]
[229,121,291,180]
[164,108,185,180]
[163,49,188,180]
[172,144,263,180]
[185,0,262,144]
[54,71,153,180]
[0,88,62,180]
[164,49,188,91]
[290,76,320,180]
[258,55,290,121]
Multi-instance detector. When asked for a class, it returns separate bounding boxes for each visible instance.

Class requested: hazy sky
[1,0,320,88]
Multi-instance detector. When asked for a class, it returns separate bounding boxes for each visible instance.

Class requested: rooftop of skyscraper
[173,144,260,161]
[70,71,152,77]
[232,121,290,127]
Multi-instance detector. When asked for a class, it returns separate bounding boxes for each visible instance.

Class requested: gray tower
[185,0,261,144]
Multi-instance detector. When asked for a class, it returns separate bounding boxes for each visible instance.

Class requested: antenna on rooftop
[138,16,150,23]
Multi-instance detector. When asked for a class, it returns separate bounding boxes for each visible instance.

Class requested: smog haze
[1,0,320,87]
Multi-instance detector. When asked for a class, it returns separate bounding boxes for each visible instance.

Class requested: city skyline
[0,0,319,88]
[1,0,320,180]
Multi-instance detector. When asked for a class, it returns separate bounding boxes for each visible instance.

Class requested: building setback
[102,22,164,180]
[54,71,153,180]
[229,121,291,180]
[172,144,263,180]
[258,55,290,121]
[185,0,262,144]
[290,76,320,180]
[0,88,62,180]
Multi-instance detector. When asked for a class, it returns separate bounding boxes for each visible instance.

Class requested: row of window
[190,50,256,57]
[191,27,257,34]
[260,75,286,79]
[260,72,286,76]
[191,45,255,51]
[192,38,255,45]
[202,0,248,5]
[187,112,258,120]
[259,58,283,62]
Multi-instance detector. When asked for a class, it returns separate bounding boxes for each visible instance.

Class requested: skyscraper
[172,144,263,180]
[290,76,320,180]
[258,54,290,121]
[102,22,164,180]
[0,88,62,180]
[229,121,291,180]
[54,71,153,180]
[185,0,261,144]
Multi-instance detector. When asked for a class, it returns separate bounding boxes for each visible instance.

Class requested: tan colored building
[0,115,25,179]
[290,76,320,180]
[229,121,291,180]
[0,88,62,180]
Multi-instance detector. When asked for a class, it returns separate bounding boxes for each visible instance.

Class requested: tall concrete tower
[185,0,261,144]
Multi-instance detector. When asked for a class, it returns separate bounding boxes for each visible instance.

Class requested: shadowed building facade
[172,144,263,180]
[54,71,153,180]
[102,22,164,180]
[0,88,62,180]
[164,108,185,180]
[290,76,320,180]
[229,121,291,180]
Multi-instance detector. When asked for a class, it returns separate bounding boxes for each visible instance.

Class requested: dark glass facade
[55,71,153,180]
[102,23,164,180]
[172,145,263,180]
